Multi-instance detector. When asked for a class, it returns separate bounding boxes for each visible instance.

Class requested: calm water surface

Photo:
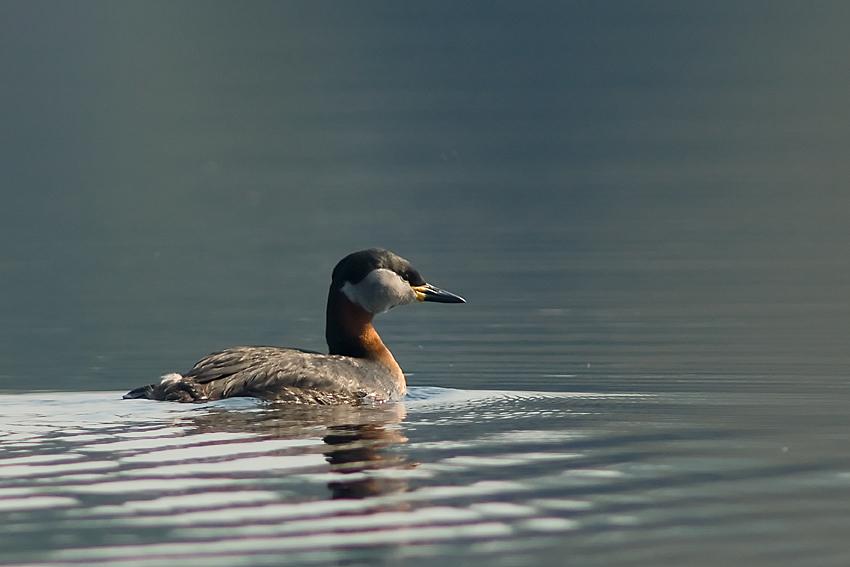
[2,388,849,567]
[2,2,850,566]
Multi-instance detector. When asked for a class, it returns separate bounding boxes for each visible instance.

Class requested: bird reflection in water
[323,422,411,499]
[188,400,413,499]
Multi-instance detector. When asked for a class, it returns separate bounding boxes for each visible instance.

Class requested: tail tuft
[123,373,196,402]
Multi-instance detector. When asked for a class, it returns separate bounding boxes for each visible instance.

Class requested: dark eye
[403,270,425,286]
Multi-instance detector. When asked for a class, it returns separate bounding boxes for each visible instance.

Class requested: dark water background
[1,2,849,565]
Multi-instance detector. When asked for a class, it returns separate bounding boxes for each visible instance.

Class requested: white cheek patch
[341,269,418,314]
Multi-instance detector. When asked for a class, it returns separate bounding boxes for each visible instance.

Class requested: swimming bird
[123,248,465,403]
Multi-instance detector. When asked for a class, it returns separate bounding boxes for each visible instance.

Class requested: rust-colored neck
[326,288,404,381]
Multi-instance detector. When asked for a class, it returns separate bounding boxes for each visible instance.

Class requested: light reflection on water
[1,388,849,566]
[2,2,850,565]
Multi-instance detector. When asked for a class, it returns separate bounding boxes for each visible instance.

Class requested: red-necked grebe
[123,248,465,403]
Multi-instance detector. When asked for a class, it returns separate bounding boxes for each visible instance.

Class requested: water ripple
[1,388,848,567]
